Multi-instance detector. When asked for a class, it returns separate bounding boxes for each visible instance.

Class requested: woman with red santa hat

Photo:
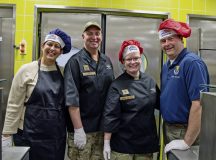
[103,39,160,160]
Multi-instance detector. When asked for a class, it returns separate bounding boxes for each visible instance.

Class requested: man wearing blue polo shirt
[158,19,209,157]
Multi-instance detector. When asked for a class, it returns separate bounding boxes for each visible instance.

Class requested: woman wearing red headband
[103,39,160,160]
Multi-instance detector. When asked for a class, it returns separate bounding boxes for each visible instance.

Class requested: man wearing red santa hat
[158,19,209,158]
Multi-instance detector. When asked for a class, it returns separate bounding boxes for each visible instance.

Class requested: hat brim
[84,25,101,32]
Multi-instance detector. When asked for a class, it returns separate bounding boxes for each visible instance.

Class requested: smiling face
[123,52,141,77]
[82,26,102,51]
[160,35,184,60]
[41,40,62,65]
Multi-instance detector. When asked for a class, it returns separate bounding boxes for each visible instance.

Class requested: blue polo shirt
[160,48,209,123]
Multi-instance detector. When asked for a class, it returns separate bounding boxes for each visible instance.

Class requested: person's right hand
[103,140,111,160]
[2,135,12,147]
[164,139,190,153]
[74,127,86,149]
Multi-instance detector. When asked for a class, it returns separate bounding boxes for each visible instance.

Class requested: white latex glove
[74,127,86,149]
[164,139,190,153]
[103,140,111,160]
[2,135,12,147]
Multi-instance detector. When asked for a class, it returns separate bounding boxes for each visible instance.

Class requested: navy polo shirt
[160,48,209,123]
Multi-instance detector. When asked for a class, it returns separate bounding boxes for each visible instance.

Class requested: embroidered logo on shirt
[83,65,90,71]
[106,64,112,70]
[174,65,180,75]
[122,89,129,95]
[120,89,135,101]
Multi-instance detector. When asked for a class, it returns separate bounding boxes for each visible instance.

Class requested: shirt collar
[168,48,188,68]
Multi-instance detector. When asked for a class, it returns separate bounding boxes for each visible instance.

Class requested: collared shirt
[104,72,160,154]
[64,48,114,132]
[160,48,209,123]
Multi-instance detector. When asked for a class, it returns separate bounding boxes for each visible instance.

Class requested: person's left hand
[103,140,111,160]
[164,139,190,153]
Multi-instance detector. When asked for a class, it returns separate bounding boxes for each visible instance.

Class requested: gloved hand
[103,140,111,160]
[74,127,86,149]
[2,135,12,147]
[164,139,190,153]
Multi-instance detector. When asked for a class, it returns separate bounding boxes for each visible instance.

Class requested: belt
[164,122,188,128]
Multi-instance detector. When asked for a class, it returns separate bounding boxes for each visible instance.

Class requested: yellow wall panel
[44,1,70,5]
[166,9,179,20]
[179,9,191,21]
[180,0,193,10]
[112,0,133,10]
[192,10,205,15]
[24,15,34,30]
[205,10,216,16]
[16,15,25,30]
[14,59,27,73]
[25,1,35,15]
[83,0,97,4]
[193,0,205,11]
[63,1,82,6]
[0,0,9,3]
[111,0,126,8]
[82,2,98,7]
[16,3,25,15]
[126,0,154,9]
[97,0,111,7]
[97,2,112,9]
[8,0,16,3]
[14,30,22,46]
[152,0,179,9]
[206,0,216,12]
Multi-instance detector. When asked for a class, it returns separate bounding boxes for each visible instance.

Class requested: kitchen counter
[2,147,30,160]
[169,146,199,160]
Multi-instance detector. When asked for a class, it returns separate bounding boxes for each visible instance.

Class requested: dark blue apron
[13,60,66,160]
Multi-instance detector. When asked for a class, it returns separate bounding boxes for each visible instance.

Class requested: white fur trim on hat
[123,45,140,59]
[44,34,65,48]
[159,29,177,40]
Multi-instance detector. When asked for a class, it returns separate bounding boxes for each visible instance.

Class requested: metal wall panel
[0,18,14,123]
[199,92,216,160]
[186,27,200,55]
[41,13,101,66]
[0,8,13,18]
[106,16,162,84]
[201,50,216,85]
[0,28,2,157]
[188,18,216,49]
[187,17,216,85]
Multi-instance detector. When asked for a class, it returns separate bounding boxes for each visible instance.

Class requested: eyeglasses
[124,57,141,63]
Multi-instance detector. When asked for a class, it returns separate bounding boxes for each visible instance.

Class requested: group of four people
[2,18,209,160]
